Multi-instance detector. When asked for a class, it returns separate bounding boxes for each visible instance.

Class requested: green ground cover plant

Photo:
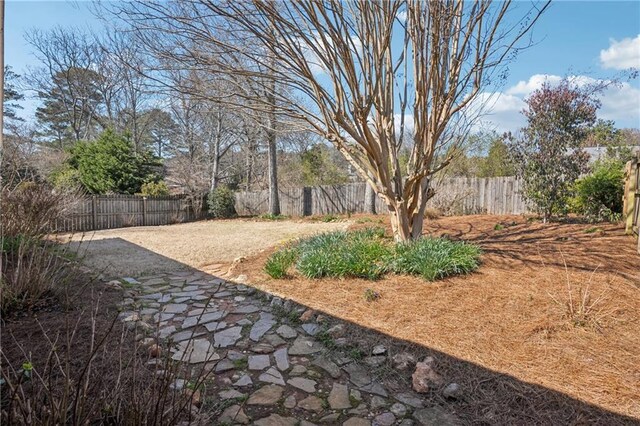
[265,228,482,281]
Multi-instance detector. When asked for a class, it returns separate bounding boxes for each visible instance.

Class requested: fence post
[302,187,312,216]
[91,195,97,230]
[142,196,147,226]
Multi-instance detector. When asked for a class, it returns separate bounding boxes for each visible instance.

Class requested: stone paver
[113,268,455,424]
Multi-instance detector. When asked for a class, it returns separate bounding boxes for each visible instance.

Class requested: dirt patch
[233,214,640,420]
[62,218,349,277]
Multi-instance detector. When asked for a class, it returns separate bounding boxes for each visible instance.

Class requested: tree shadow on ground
[66,236,640,425]
[424,218,639,282]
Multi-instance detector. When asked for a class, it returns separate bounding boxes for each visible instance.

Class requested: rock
[290,364,307,375]
[343,418,371,426]
[320,413,341,423]
[172,339,219,364]
[373,413,395,426]
[390,402,408,417]
[413,406,460,426]
[218,404,250,424]
[350,389,362,402]
[264,334,287,347]
[298,395,324,412]
[163,303,188,314]
[247,385,284,405]
[233,304,260,314]
[141,337,156,347]
[370,395,388,409]
[326,324,345,337]
[227,350,246,361]
[181,311,226,328]
[412,357,443,393]
[442,383,462,399]
[343,363,371,387]
[372,345,387,356]
[170,379,185,390]
[287,377,317,393]
[254,414,298,426]
[251,343,275,354]
[359,382,388,397]
[204,321,227,332]
[107,280,123,290]
[259,367,286,385]
[188,389,202,407]
[213,326,243,348]
[284,394,297,409]
[274,347,290,371]
[392,352,416,371]
[250,313,276,341]
[329,383,351,409]
[300,309,315,321]
[312,356,341,379]
[233,374,253,387]
[219,389,246,400]
[169,330,206,343]
[394,392,425,408]
[148,344,161,358]
[334,338,349,347]
[215,359,235,373]
[248,354,271,371]
[276,324,298,339]
[349,403,369,416]
[364,356,386,368]
[302,323,321,336]
[289,336,323,355]
[398,420,415,426]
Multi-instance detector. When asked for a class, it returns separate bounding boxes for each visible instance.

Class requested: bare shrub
[548,264,611,331]
[1,299,213,425]
[1,182,83,312]
[1,182,80,238]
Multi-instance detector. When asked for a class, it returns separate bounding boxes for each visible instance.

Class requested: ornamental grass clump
[390,237,482,281]
[265,227,482,282]
[296,227,390,280]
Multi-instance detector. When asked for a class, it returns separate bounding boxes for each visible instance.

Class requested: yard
[66,214,639,421]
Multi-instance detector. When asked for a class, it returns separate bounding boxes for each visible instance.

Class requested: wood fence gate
[624,154,640,253]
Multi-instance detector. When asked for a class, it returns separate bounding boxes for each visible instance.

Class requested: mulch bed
[232,214,640,423]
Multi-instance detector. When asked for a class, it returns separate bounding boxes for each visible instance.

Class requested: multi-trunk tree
[117,0,548,240]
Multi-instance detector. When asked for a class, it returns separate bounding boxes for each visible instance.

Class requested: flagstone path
[113,270,459,426]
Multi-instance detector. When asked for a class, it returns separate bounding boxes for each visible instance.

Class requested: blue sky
[5,0,640,131]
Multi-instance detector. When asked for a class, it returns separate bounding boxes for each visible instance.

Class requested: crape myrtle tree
[113,0,548,240]
[508,79,600,222]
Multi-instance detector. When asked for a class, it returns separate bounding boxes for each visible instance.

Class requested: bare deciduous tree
[206,0,549,240]
[109,1,548,235]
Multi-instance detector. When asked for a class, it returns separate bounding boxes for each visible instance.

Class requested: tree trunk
[245,143,253,191]
[364,180,377,214]
[386,176,433,241]
[388,200,412,242]
[266,59,280,216]
[267,125,280,215]
[210,110,222,192]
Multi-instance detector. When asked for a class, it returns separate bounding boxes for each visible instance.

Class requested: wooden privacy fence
[623,154,640,253]
[56,194,205,233]
[234,176,530,217]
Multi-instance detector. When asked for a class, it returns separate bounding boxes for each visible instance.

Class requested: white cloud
[600,35,640,70]
[472,74,640,133]
[506,74,562,95]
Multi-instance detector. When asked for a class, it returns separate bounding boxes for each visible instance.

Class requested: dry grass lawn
[63,218,348,277]
[233,214,640,421]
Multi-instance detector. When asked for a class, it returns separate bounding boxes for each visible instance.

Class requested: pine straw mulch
[229,214,640,424]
